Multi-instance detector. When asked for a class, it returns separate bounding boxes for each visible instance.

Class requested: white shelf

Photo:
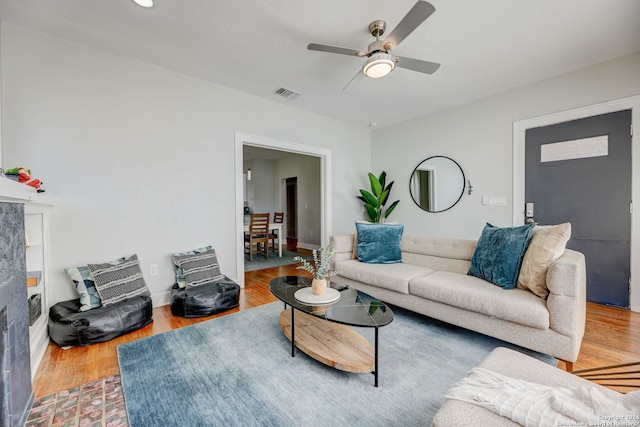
[24,206,51,380]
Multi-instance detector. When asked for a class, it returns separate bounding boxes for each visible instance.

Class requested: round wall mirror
[409,156,465,213]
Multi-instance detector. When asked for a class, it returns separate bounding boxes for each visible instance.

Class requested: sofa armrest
[546,249,587,340]
[330,234,355,268]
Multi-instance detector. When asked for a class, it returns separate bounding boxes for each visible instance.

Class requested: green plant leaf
[359,189,379,207]
[368,172,382,197]
[368,301,381,315]
[381,181,394,206]
[379,189,390,206]
[384,200,400,218]
[5,167,21,175]
[364,204,378,222]
[357,171,397,224]
[379,171,387,191]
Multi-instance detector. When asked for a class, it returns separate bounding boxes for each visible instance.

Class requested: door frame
[234,132,332,287]
[512,95,640,312]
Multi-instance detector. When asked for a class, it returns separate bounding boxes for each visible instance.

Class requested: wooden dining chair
[269,212,285,253]
[245,213,270,261]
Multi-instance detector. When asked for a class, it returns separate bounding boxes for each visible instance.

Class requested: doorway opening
[285,177,298,244]
[235,132,332,287]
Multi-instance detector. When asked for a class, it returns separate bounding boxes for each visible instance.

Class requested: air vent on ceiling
[274,87,301,100]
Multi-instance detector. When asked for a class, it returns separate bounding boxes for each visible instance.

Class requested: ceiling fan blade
[383,1,435,50]
[343,69,364,91]
[307,43,367,57]
[395,56,440,74]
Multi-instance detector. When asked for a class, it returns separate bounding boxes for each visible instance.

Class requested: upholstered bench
[48,295,153,347]
[170,277,240,318]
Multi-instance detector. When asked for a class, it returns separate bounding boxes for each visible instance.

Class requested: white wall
[275,153,321,248]
[372,51,640,238]
[372,51,640,310]
[248,158,276,214]
[0,23,370,306]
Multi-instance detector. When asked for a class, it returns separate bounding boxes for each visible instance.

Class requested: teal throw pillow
[356,222,404,264]
[468,222,536,289]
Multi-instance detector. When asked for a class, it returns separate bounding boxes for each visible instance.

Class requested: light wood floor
[33,263,640,397]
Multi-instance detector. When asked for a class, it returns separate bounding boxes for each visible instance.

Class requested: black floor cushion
[170,277,240,318]
[48,295,153,347]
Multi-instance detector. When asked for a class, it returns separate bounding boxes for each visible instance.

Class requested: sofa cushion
[401,235,477,274]
[409,271,550,329]
[402,235,477,261]
[468,223,535,289]
[355,222,404,264]
[334,259,433,294]
[517,223,571,299]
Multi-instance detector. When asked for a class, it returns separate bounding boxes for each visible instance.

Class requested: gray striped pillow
[172,250,224,289]
[88,254,150,307]
[172,245,213,288]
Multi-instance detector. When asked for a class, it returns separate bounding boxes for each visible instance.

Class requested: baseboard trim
[296,242,320,251]
[151,290,170,308]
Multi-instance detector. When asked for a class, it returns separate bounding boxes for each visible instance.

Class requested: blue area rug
[118,302,555,426]
[244,250,299,271]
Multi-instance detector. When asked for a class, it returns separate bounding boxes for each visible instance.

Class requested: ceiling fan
[307,0,441,89]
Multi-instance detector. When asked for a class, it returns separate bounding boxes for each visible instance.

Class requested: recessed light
[132,0,154,8]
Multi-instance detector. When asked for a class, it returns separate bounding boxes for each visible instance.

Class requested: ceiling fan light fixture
[132,0,154,8]
[362,53,396,78]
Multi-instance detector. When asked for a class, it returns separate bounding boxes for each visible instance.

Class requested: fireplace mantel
[0,176,54,206]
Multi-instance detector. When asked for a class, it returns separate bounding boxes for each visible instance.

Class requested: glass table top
[269,276,394,328]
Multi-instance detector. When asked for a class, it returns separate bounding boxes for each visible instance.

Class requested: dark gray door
[525,110,632,307]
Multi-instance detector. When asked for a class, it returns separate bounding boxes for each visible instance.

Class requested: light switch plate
[488,197,507,207]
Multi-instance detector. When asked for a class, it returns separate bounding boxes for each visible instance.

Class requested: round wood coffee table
[269,276,394,387]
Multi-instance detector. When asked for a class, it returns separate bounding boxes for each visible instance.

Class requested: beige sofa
[431,347,626,426]
[330,234,587,367]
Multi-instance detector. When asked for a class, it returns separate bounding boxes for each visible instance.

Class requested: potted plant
[293,246,338,295]
[357,171,399,223]
[3,167,22,181]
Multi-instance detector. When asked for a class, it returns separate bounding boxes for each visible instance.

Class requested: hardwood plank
[32,258,640,397]
[278,309,375,373]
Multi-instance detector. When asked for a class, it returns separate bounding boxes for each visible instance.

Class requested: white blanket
[444,368,640,427]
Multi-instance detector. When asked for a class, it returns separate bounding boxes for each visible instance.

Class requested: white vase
[311,278,327,296]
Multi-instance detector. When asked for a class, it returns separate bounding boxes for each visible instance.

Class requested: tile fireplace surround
[0,201,33,426]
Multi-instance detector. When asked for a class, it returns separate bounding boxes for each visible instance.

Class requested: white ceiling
[1,0,639,128]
